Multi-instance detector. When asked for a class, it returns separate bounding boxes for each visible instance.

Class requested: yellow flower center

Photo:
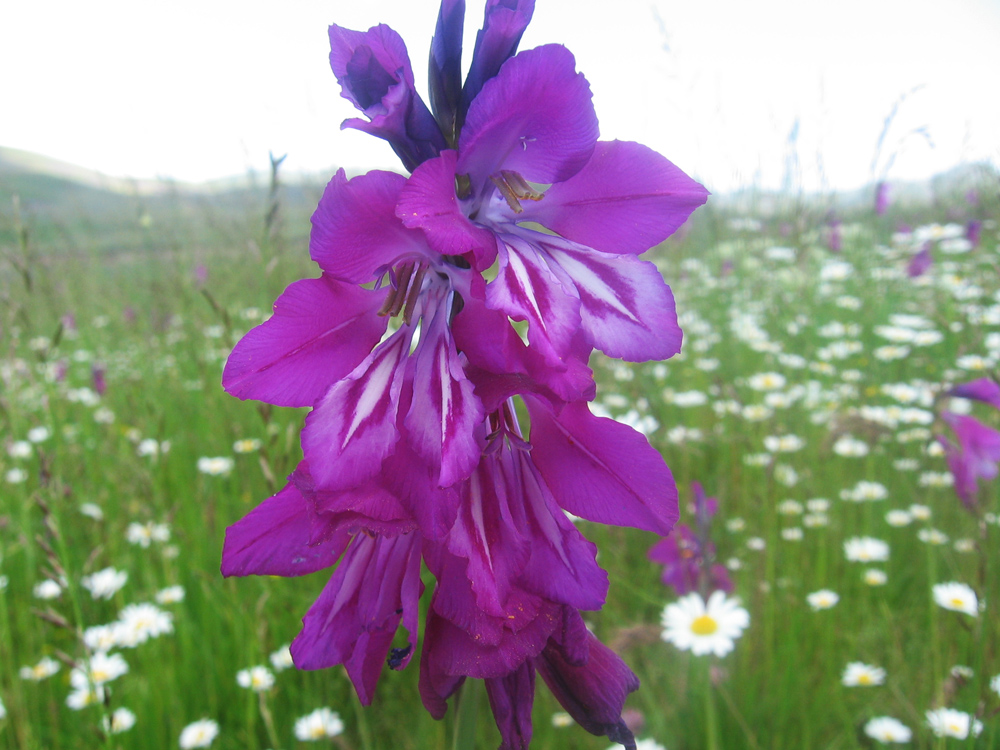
[690,615,718,636]
[950,597,965,608]
[857,673,872,685]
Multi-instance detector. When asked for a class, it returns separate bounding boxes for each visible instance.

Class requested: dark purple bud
[54,360,68,382]
[485,665,535,750]
[329,24,446,172]
[429,0,465,144]
[460,0,535,124]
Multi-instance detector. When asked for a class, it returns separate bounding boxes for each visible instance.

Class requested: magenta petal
[311,170,431,283]
[397,151,498,269]
[519,140,709,255]
[950,378,1000,410]
[526,398,679,535]
[221,480,351,577]
[533,625,638,749]
[301,329,410,492]
[485,663,535,750]
[458,44,598,187]
[942,411,1000,505]
[403,295,486,487]
[488,235,581,368]
[223,275,387,407]
[540,236,682,361]
[291,533,423,705]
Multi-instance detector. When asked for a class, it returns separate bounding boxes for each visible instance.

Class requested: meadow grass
[0,175,998,749]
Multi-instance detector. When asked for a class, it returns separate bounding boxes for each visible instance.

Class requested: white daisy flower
[660,591,750,657]
[841,662,885,686]
[806,590,839,611]
[236,665,274,692]
[269,644,294,672]
[551,712,574,727]
[864,716,912,743]
[102,707,137,734]
[70,652,128,688]
[294,708,345,741]
[925,708,982,738]
[116,602,174,646]
[197,457,234,476]
[155,586,185,604]
[81,567,128,600]
[66,685,105,710]
[884,510,912,527]
[863,569,888,586]
[844,537,889,562]
[19,656,61,681]
[126,521,171,547]
[33,579,62,600]
[179,718,219,748]
[932,582,978,616]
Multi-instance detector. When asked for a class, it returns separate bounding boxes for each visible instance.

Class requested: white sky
[3,0,999,192]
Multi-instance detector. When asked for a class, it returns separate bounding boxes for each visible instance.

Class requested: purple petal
[222,275,387,407]
[397,151,498,269]
[526,398,679,535]
[488,234,581,368]
[485,663,535,750]
[519,140,709,255]
[950,378,1000,410]
[328,24,444,171]
[533,620,639,749]
[301,329,410,492]
[291,532,423,705]
[311,170,432,283]
[403,292,486,487]
[221,480,351,577]
[461,0,535,116]
[537,235,682,361]
[943,411,1000,505]
[459,44,598,187]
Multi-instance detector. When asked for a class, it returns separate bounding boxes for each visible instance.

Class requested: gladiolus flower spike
[219,2,708,749]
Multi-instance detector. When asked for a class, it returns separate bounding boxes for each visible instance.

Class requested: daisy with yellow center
[932,582,978,616]
[841,662,885,687]
[660,590,750,657]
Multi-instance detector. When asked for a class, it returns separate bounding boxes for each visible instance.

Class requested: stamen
[401,264,428,326]
[489,170,545,214]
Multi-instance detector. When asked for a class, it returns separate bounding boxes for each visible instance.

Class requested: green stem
[705,664,720,750]
[452,678,482,750]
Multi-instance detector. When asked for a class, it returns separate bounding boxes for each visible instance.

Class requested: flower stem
[705,664,720,750]
[452,678,481,750]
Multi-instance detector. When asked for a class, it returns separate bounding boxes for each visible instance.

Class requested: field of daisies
[1,173,998,750]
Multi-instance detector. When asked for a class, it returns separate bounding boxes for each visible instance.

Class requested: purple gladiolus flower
[648,482,732,596]
[939,412,1000,509]
[950,378,1000,410]
[220,2,706,747]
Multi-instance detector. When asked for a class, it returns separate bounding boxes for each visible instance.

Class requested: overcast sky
[3,0,999,192]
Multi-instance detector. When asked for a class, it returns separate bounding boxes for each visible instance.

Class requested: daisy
[660,591,750,657]
[842,662,885,687]
[156,586,185,604]
[70,652,129,688]
[196,457,234,476]
[179,719,220,749]
[844,537,889,562]
[551,712,574,727]
[925,708,982,738]
[932,582,978,616]
[863,716,912,743]
[806,590,839,610]
[884,510,912,527]
[294,708,345,741]
[19,656,60,681]
[863,569,888,586]
[990,673,1000,695]
[269,644,294,672]
[115,602,174,646]
[102,707,137,734]
[81,567,128,600]
[236,665,274,692]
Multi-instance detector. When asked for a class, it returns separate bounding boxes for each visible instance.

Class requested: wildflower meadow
[2,2,1000,749]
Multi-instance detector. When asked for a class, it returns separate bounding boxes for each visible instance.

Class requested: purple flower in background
[907,243,932,278]
[825,216,842,252]
[875,181,890,215]
[220,2,706,747]
[648,482,732,597]
[966,219,982,248]
[92,364,107,396]
[938,378,1000,509]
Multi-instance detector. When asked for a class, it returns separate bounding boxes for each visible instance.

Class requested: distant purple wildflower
[907,244,932,277]
[966,220,982,248]
[938,378,1000,509]
[648,482,732,597]
[219,2,707,748]
[875,181,890,215]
